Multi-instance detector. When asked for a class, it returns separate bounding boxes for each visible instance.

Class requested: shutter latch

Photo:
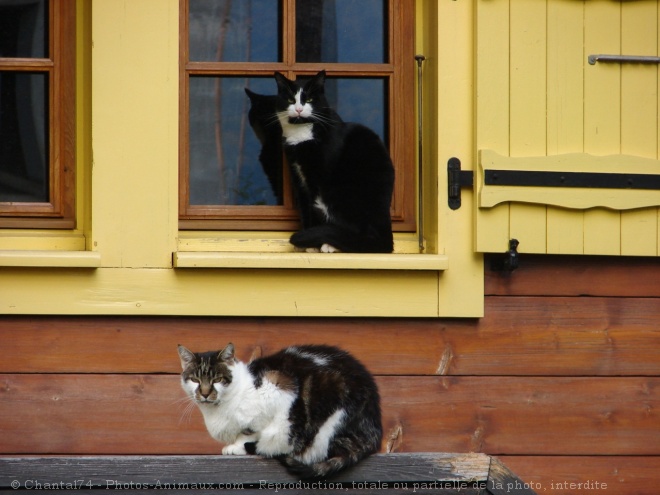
[491,239,520,272]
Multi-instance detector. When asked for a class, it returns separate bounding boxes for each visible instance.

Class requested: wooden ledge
[173,252,449,270]
[0,250,101,268]
[0,453,537,494]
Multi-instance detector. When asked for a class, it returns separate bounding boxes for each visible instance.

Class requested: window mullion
[283,0,296,67]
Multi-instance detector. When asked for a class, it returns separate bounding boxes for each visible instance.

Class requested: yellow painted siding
[0,0,484,317]
[476,0,660,256]
[434,0,484,317]
[90,0,179,268]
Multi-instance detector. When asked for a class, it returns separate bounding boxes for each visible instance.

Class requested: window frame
[178,0,416,232]
[0,0,76,229]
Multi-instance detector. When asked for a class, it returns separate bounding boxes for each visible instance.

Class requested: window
[179,0,415,231]
[0,0,75,229]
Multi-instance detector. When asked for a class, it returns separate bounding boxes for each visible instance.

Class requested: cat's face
[274,70,327,124]
[178,344,235,405]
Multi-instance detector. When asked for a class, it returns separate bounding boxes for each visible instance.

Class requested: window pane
[324,77,387,144]
[189,76,280,206]
[189,0,281,62]
[0,71,49,203]
[0,0,48,58]
[296,0,386,63]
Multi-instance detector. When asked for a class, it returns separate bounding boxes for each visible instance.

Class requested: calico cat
[178,343,382,479]
[245,71,394,253]
[244,89,284,204]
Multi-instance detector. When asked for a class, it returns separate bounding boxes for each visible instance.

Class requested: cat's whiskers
[263,113,282,129]
[310,111,339,129]
[173,394,199,425]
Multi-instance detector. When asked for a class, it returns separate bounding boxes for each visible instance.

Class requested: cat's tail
[277,453,362,480]
[290,224,393,253]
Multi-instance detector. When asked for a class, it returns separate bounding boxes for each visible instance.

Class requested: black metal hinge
[484,170,660,190]
[448,157,474,210]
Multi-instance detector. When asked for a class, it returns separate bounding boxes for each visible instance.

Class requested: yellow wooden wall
[476,0,660,256]
[0,0,484,318]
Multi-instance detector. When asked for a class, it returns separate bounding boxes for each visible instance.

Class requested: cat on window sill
[245,71,394,253]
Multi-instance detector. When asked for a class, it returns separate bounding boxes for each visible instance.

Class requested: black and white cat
[245,71,395,253]
[178,343,382,479]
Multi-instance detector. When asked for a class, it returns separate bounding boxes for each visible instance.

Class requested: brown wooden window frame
[0,0,76,229]
[179,0,415,232]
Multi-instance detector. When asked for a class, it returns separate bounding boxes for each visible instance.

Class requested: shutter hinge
[484,170,660,190]
[447,157,474,210]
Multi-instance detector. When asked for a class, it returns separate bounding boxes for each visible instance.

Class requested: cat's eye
[288,98,295,104]
[190,377,200,384]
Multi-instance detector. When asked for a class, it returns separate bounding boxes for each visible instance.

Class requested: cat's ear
[177,345,196,371]
[275,72,291,88]
[306,70,326,94]
[245,88,256,100]
[274,72,296,94]
[219,343,235,362]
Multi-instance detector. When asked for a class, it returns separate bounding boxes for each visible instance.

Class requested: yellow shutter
[475,0,660,256]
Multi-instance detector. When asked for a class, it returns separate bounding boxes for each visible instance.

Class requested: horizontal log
[0,375,657,456]
[1,298,658,376]
[501,456,660,495]
[2,455,657,495]
[0,453,492,490]
[485,255,660,297]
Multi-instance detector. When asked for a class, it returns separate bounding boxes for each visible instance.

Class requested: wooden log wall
[1,255,658,494]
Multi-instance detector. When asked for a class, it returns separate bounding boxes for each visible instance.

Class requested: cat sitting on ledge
[178,343,382,479]
[245,71,395,253]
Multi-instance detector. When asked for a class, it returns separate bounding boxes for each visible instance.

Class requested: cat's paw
[305,247,321,253]
[222,443,247,456]
[320,243,340,253]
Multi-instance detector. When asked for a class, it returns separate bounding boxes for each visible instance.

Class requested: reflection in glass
[0,0,48,58]
[189,0,281,62]
[0,72,49,203]
[189,76,387,206]
[296,0,386,63]
[189,76,280,206]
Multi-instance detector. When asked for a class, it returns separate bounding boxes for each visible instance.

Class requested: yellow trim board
[0,250,101,268]
[173,252,449,271]
[0,267,440,317]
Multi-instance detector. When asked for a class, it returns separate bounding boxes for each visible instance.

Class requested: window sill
[173,251,448,271]
[0,250,101,268]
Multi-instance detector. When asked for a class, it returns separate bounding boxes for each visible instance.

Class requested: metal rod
[415,54,426,253]
[588,54,660,65]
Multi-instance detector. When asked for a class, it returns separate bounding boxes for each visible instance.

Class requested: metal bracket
[447,157,474,210]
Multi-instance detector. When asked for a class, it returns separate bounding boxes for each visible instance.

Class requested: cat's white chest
[278,114,314,145]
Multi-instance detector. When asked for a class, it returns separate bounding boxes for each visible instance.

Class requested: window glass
[181,0,414,231]
[189,76,280,206]
[189,0,281,63]
[296,0,386,63]
[0,0,47,58]
[0,71,48,203]
[329,77,387,143]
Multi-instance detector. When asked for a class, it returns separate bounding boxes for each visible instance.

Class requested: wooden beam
[0,453,532,495]
[1,298,658,375]
[485,255,660,297]
[0,375,657,456]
